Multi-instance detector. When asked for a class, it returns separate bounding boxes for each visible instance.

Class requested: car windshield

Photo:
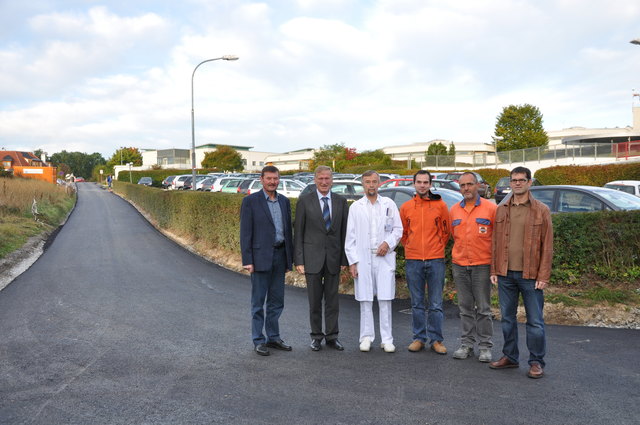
[591,188,640,210]
[604,184,635,195]
[496,177,510,187]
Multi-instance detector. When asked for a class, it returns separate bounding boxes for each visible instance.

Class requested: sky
[1,0,640,160]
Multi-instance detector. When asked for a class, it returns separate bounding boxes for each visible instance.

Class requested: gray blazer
[294,191,349,274]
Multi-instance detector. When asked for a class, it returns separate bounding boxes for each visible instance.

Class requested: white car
[245,178,306,197]
[171,175,192,190]
[211,176,237,192]
[604,180,640,197]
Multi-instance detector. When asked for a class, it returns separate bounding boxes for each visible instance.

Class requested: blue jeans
[498,271,546,367]
[250,246,286,346]
[405,259,445,343]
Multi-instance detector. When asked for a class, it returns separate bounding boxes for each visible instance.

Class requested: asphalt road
[1,183,638,425]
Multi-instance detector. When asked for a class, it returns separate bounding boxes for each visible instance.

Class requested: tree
[494,104,548,151]
[201,145,244,171]
[426,142,448,157]
[106,147,143,168]
[353,149,392,167]
[49,151,106,179]
[448,142,456,156]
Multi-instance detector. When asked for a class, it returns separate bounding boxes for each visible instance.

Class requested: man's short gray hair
[315,165,333,176]
[361,170,379,179]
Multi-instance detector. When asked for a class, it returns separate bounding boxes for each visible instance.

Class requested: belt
[273,241,285,248]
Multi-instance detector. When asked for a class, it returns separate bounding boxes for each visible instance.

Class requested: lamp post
[191,55,239,190]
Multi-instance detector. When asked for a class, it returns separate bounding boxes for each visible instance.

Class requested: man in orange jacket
[449,172,497,363]
[400,170,451,354]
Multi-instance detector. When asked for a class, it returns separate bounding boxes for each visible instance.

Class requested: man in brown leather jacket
[489,166,553,379]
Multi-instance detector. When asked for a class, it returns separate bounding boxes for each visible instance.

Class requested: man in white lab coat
[345,170,403,353]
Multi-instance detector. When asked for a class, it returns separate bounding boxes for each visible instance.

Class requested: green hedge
[535,162,640,186]
[114,181,640,286]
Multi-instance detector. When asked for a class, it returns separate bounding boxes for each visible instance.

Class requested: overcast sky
[1,0,640,160]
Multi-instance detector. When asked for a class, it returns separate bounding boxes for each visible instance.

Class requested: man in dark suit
[294,166,349,351]
[240,165,294,356]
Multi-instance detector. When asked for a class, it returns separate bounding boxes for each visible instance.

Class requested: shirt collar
[263,189,279,202]
[459,194,481,208]
[317,189,331,201]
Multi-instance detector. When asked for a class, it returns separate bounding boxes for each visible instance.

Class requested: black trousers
[306,263,340,341]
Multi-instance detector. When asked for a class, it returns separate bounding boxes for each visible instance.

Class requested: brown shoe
[431,341,447,355]
[407,340,425,352]
[527,363,544,379]
[489,356,519,369]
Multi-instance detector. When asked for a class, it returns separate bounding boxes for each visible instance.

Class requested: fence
[423,140,640,169]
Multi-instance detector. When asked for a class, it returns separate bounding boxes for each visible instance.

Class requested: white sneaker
[359,337,372,352]
[478,348,492,363]
[381,343,396,353]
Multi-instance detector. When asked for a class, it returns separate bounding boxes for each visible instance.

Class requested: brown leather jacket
[491,193,553,282]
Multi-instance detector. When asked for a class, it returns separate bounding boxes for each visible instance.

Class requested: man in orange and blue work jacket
[449,172,497,363]
[400,170,451,355]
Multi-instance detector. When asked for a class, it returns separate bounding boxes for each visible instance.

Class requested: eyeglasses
[510,178,528,184]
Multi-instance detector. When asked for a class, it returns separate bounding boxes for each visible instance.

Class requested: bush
[535,162,640,186]
[115,181,640,289]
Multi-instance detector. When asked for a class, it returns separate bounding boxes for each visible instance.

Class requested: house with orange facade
[1,151,57,184]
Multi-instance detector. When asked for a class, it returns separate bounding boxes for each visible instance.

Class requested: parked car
[443,172,492,198]
[430,172,448,180]
[379,178,414,189]
[244,178,307,197]
[378,186,463,210]
[431,179,460,191]
[494,177,542,203]
[198,177,216,191]
[162,175,176,189]
[237,178,253,194]
[499,185,640,212]
[604,180,640,197]
[352,173,398,183]
[182,175,209,190]
[220,178,248,193]
[211,177,238,192]
[75,177,85,182]
[300,180,365,201]
[137,177,153,186]
[172,175,192,190]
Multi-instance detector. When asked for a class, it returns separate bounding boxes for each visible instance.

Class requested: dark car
[378,186,463,210]
[494,177,543,203]
[237,178,253,195]
[431,179,460,191]
[137,177,153,186]
[162,175,176,189]
[300,180,365,201]
[499,185,640,212]
[443,172,491,198]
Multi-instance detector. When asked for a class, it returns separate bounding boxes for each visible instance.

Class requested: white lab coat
[345,195,403,301]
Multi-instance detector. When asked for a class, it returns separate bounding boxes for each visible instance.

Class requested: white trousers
[360,300,393,344]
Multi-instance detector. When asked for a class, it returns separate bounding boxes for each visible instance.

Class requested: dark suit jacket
[240,190,293,272]
[294,191,348,274]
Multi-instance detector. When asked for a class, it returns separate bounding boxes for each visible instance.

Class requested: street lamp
[190,55,239,190]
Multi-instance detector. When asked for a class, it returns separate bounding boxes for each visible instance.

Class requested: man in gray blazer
[294,166,349,351]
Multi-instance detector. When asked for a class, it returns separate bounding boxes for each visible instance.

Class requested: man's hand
[535,280,547,290]
[350,264,358,278]
[490,275,498,286]
[243,264,254,273]
[296,265,305,274]
[376,241,390,256]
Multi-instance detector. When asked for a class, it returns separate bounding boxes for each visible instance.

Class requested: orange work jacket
[400,193,450,260]
[450,195,497,266]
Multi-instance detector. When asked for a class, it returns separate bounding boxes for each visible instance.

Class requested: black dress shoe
[326,339,344,351]
[265,340,292,351]
[310,339,322,351]
[255,344,270,356]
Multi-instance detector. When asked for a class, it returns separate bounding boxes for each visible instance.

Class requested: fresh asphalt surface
[1,184,638,425]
